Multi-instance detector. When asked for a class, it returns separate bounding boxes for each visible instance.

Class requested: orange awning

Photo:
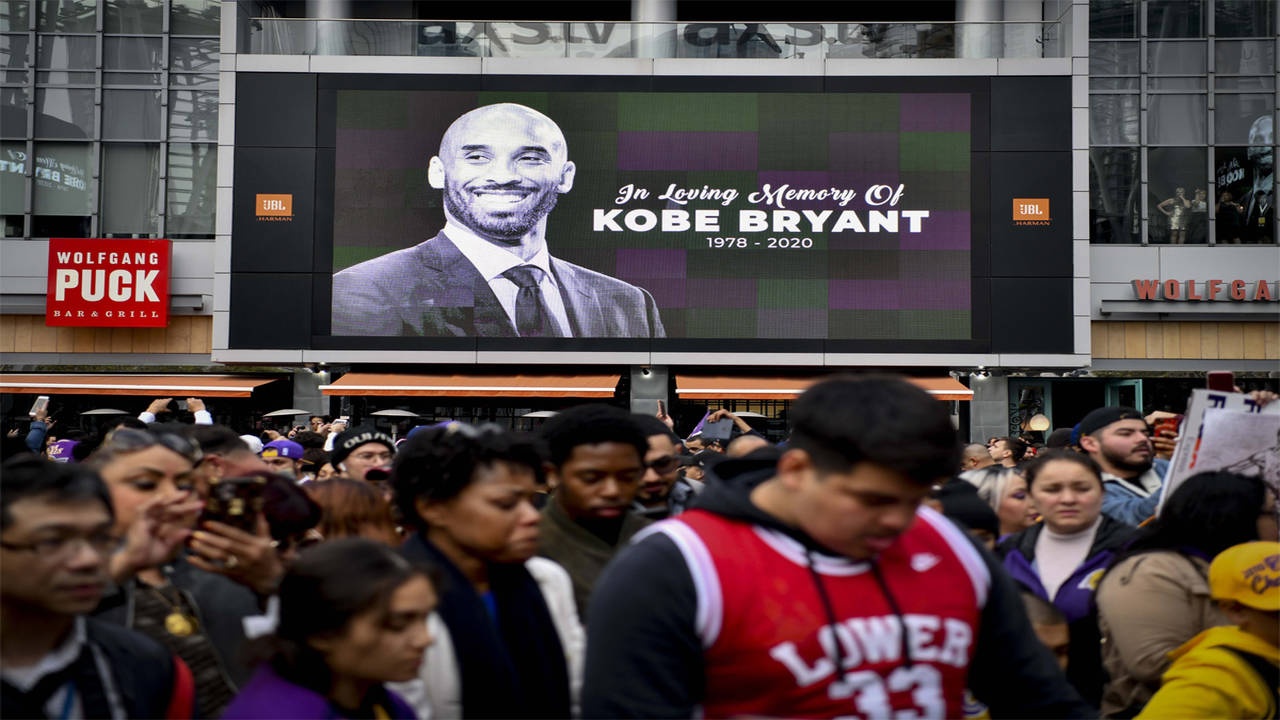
[0,374,280,398]
[675,375,972,401]
[320,373,621,398]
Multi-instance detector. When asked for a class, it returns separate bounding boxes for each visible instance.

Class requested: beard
[444,181,560,243]
[1104,446,1153,475]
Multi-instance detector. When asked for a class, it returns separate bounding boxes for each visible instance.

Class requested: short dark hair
[630,414,680,444]
[1022,450,1102,491]
[187,424,250,456]
[788,375,960,486]
[995,436,1029,462]
[269,538,431,694]
[1,455,113,531]
[391,425,545,529]
[292,430,326,450]
[538,405,648,468]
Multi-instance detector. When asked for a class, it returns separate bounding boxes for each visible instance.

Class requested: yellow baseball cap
[1209,541,1280,612]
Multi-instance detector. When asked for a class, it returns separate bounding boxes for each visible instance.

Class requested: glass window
[168,89,216,140]
[1148,147,1208,244]
[0,86,26,137]
[102,89,162,140]
[1216,94,1274,145]
[1215,40,1275,76]
[36,0,95,33]
[1090,94,1140,144]
[1090,77,1139,90]
[1215,76,1275,90]
[104,0,163,34]
[166,142,215,237]
[1214,146,1274,244]
[32,141,93,237]
[1089,40,1140,75]
[170,72,217,87]
[100,142,161,236]
[104,71,162,85]
[1148,95,1206,144]
[1215,0,1276,38]
[1090,147,1140,243]
[104,36,163,70]
[3,1,31,31]
[36,34,96,69]
[2,32,29,70]
[1147,0,1204,38]
[36,70,97,84]
[1090,0,1137,38]
[1147,40,1206,74]
[1147,77,1206,90]
[169,38,218,72]
[171,0,220,36]
[34,87,93,138]
[1,141,25,215]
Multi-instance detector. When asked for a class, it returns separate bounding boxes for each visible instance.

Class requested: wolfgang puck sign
[46,239,171,327]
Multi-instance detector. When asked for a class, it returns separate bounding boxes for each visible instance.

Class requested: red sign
[46,238,171,327]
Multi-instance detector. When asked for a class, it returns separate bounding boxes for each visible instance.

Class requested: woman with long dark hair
[389,423,581,720]
[1095,471,1278,717]
[222,538,435,719]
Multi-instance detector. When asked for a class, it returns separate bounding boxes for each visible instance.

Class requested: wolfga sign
[46,238,171,327]
[1131,278,1278,302]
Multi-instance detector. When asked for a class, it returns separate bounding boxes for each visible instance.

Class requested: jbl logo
[1012,198,1050,225]
[256,194,293,217]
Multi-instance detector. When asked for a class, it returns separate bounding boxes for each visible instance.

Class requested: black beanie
[1077,406,1143,437]
[330,427,395,468]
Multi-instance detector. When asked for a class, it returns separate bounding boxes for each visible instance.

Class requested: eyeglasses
[102,428,203,465]
[645,455,682,474]
[0,531,122,561]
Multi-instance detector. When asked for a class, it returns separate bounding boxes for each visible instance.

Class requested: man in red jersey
[582,376,1093,718]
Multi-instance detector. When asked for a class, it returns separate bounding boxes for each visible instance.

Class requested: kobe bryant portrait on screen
[331,102,665,339]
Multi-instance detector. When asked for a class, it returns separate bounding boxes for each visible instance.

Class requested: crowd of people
[1,377,1277,719]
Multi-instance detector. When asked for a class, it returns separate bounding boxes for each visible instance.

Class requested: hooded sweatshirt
[1136,625,1279,720]
[581,455,1095,718]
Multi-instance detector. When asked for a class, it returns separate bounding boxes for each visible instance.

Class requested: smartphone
[657,399,666,416]
[1207,371,1235,393]
[176,399,188,411]
[201,475,267,533]
[702,418,734,442]
[1154,414,1183,437]
[28,396,49,417]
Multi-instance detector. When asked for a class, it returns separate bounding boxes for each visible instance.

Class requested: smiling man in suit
[331,103,665,338]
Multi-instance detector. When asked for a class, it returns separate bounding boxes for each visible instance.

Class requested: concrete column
[956,0,1002,59]
[629,365,669,415]
[967,374,1009,443]
[291,368,327,415]
[309,0,352,55]
[1003,0,1044,58]
[631,0,675,58]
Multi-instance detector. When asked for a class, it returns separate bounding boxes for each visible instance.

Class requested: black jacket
[93,555,262,688]
[581,455,1097,718]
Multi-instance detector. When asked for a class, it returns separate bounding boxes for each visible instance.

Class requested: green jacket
[538,499,651,620]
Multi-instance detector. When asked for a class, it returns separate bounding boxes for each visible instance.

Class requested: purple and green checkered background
[333,90,971,340]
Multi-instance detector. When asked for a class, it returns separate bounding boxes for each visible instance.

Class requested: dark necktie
[501,265,558,337]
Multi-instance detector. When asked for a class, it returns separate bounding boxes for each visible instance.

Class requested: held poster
[329,90,973,340]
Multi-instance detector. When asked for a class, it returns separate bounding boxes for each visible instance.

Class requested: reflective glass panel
[36,70,97,83]
[1090,147,1140,243]
[169,38,218,72]
[100,142,161,235]
[36,34,96,69]
[1089,41,1139,75]
[32,141,93,215]
[1,141,24,216]
[1147,77,1206,90]
[36,0,95,32]
[1146,0,1204,38]
[102,89,162,140]
[1089,94,1140,145]
[166,142,215,236]
[1089,0,1138,38]
[1215,0,1277,38]
[0,85,26,137]
[1090,77,1139,90]
[104,71,162,85]
[168,89,216,140]
[1216,94,1274,145]
[1214,146,1274,244]
[1215,76,1275,91]
[1147,147,1208,244]
[3,1,31,31]
[104,36,163,70]
[34,87,93,138]
[1147,41,1206,74]
[1148,95,1207,145]
[169,72,217,87]
[1215,40,1275,76]
[171,0,220,36]
[104,0,163,34]
[1,32,29,70]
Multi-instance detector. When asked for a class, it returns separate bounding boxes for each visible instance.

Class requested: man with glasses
[0,455,195,718]
[330,427,396,483]
[537,405,651,619]
[632,415,702,521]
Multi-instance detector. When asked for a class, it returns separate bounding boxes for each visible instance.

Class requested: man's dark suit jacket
[331,233,666,338]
